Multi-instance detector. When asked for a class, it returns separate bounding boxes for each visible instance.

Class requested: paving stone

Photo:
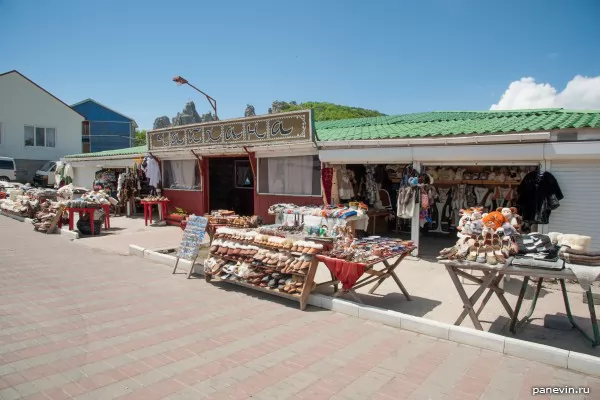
[0,216,595,399]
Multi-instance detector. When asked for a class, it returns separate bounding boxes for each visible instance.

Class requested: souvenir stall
[267,204,370,236]
[436,204,600,346]
[145,110,322,221]
[60,190,117,235]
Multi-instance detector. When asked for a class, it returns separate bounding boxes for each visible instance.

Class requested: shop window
[235,160,254,189]
[163,160,201,191]
[258,155,321,196]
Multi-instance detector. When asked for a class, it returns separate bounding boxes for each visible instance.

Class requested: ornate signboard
[147,110,313,151]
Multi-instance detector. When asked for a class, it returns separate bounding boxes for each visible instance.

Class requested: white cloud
[490,75,600,110]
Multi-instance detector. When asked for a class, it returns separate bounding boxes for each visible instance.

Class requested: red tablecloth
[316,255,367,290]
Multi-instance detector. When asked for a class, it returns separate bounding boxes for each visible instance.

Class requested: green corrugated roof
[64,145,147,159]
[313,109,600,141]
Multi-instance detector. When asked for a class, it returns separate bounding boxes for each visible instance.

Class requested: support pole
[410,161,421,257]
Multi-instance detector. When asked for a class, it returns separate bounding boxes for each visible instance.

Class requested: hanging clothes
[321,167,333,204]
[397,186,416,218]
[144,157,161,188]
[337,165,355,200]
[331,166,340,204]
[516,171,564,225]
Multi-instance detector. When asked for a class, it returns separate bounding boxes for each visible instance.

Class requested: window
[163,160,201,191]
[24,125,56,147]
[0,160,13,170]
[258,155,321,196]
[235,160,254,189]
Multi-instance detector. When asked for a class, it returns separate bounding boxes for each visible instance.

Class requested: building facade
[71,99,136,153]
[0,70,85,182]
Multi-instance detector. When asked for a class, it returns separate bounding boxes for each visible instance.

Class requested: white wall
[72,166,98,189]
[0,72,84,161]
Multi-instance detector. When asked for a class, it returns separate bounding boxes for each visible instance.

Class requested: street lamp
[172,76,218,120]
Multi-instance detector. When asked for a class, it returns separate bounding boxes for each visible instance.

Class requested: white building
[0,70,85,181]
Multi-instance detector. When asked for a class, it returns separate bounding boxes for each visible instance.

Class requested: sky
[1,0,599,130]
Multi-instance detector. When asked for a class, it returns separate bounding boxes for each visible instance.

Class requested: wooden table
[141,200,170,226]
[316,248,414,303]
[440,260,600,346]
[367,209,393,236]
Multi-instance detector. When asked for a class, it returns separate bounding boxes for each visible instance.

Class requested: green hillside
[271,101,384,121]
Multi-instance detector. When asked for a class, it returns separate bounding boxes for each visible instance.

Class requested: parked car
[33,161,57,187]
[0,156,17,182]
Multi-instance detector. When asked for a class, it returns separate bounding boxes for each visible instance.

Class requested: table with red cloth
[140,200,170,226]
[316,247,415,303]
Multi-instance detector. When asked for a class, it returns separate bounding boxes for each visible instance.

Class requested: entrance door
[208,157,254,215]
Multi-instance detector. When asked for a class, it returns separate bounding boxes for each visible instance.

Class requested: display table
[64,207,99,236]
[440,260,600,346]
[100,204,111,229]
[141,200,169,226]
[206,223,227,244]
[316,247,414,303]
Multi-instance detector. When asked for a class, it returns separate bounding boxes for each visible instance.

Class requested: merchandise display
[32,201,64,232]
[204,227,324,309]
[269,203,370,233]
[437,206,525,264]
[325,235,414,265]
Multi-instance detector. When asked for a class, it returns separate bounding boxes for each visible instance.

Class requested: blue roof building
[71,99,137,153]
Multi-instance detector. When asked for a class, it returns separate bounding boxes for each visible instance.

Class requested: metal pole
[185,82,218,120]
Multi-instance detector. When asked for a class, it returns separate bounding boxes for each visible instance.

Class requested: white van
[0,156,17,182]
[33,161,57,187]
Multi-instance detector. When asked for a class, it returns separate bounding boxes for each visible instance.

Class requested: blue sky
[1,0,599,129]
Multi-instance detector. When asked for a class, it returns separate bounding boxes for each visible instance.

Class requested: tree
[268,101,384,121]
[134,129,147,146]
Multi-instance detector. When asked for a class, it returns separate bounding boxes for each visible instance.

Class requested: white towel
[565,263,600,291]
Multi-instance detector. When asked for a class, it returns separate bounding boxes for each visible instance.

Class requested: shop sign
[147,110,313,151]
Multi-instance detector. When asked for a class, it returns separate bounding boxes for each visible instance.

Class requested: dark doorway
[208,157,254,216]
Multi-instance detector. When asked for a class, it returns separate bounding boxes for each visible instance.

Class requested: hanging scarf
[321,167,333,204]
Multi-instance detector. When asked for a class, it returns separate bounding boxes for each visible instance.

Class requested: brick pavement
[0,216,598,400]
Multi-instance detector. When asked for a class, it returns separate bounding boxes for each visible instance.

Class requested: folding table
[440,260,600,346]
[316,247,415,303]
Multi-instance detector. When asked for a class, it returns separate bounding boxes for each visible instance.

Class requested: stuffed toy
[497,207,521,232]
[509,167,518,180]
[454,168,466,180]
[498,222,519,237]
[456,209,474,237]
[446,168,456,181]
[425,167,438,180]
[470,207,484,235]
[548,233,592,252]
[437,168,453,181]
[482,210,505,231]
[488,169,497,181]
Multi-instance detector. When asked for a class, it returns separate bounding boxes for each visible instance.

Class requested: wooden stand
[440,260,600,346]
[205,237,320,311]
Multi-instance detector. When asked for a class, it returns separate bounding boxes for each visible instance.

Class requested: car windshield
[39,161,55,171]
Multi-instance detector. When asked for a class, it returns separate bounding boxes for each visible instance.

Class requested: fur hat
[549,232,592,252]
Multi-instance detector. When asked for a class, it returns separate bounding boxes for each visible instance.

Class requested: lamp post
[172,76,218,120]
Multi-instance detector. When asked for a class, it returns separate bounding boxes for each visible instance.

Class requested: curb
[129,242,600,377]
[0,211,26,222]
[128,245,204,274]
[307,293,600,377]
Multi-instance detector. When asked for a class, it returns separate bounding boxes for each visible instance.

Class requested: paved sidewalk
[0,217,597,400]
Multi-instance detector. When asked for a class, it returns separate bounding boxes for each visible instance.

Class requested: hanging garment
[497,187,514,208]
[473,187,493,211]
[516,171,564,224]
[321,167,333,204]
[437,187,453,232]
[397,186,416,218]
[338,166,355,200]
[331,166,340,204]
[364,165,379,205]
[144,157,162,188]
